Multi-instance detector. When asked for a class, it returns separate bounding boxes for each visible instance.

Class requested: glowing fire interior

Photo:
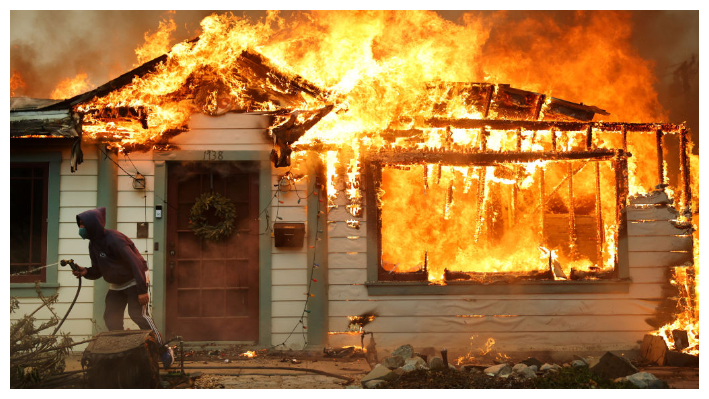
[379,158,617,282]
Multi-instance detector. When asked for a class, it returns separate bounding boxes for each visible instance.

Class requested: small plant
[10,283,77,388]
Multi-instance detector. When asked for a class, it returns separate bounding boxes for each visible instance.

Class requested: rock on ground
[589,352,638,380]
[484,364,512,377]
[364,379,387,389]
[391,344,414,360]
[361,364,398,387]
[429,356,445,371]
[540,363,561,372]
[512,363,537,379]
[626,372,665,389]
[512,363,528,373]
[571,359,587,368]
[520,357,543,369]
[404,356,427,370]
[381,355,405,369]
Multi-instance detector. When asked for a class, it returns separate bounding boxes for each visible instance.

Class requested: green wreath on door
[189,192,237,241]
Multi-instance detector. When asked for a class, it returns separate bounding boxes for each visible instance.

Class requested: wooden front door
[166,162,260,341]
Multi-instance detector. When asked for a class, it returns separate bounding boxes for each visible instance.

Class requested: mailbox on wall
[274,222,305,247]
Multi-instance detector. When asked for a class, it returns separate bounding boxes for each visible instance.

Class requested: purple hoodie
[76,207,149,294]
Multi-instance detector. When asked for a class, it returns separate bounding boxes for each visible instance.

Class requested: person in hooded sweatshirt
[72,207,174,368]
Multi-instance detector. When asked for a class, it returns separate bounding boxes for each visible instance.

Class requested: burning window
[369,132,629,285]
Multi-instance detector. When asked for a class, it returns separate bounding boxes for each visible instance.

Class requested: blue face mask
[78,227,89,240]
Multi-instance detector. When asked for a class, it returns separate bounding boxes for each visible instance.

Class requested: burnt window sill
[365,279,631,296]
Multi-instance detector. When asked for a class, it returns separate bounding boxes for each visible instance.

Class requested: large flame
[10,70,26,97]
[135,12,177,66]
[50,72,93,100]
[651,153,699,356]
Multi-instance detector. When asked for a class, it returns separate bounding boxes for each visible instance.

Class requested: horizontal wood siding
[12,146,100,347]
[325,187,685,354]
[114,150,156,332]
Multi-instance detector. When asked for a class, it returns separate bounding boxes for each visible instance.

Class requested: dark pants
[104,286,163,345]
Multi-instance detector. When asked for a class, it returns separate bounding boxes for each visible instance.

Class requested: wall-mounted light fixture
[132,173,146,190]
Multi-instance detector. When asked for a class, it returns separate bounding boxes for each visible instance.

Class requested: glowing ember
[241,350,257,358]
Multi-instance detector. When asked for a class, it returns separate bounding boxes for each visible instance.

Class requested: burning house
[10,12,698,360]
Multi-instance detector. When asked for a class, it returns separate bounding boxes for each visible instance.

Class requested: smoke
[9,10,220,98]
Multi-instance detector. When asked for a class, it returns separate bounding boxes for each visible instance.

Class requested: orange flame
[10,70,26,97]
[135,12,177,66]
[50,72,93,99]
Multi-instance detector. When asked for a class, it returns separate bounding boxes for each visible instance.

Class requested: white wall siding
[11,146,100,348]
[115,150,156,331]
[325,186,682,356]
[268,164,310,348]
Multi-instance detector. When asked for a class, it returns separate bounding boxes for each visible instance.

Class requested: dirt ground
[64,348,371,389]
[63,347,699,389]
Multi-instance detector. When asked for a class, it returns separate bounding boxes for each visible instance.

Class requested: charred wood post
[551,128,558,152]
[512,128,523,224]
[621,125,628,152]
[568,162,579,259]
[368,161,386,282]
[480,128,489,152]
[595,161,604,266]
[463,167,473,194]
[614,150,630,279]
[614,150,630,222]
[533,95,546,120]
[656,129,665,187]
[539,167,546,246]
[474,166,487,243]
[435,163,442,185]
[585,125,593,150]
[444,181,454,220]
[679,128,692,210]
[482,85,494,118]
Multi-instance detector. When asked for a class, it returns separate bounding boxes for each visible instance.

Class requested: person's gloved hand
[72,266,87,278]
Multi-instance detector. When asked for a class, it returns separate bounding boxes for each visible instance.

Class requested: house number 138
[204,150,224,160]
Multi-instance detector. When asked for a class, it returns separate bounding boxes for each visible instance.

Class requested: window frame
[10,162,49,283]
[10,152,61,297]
[363,157,631,296]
